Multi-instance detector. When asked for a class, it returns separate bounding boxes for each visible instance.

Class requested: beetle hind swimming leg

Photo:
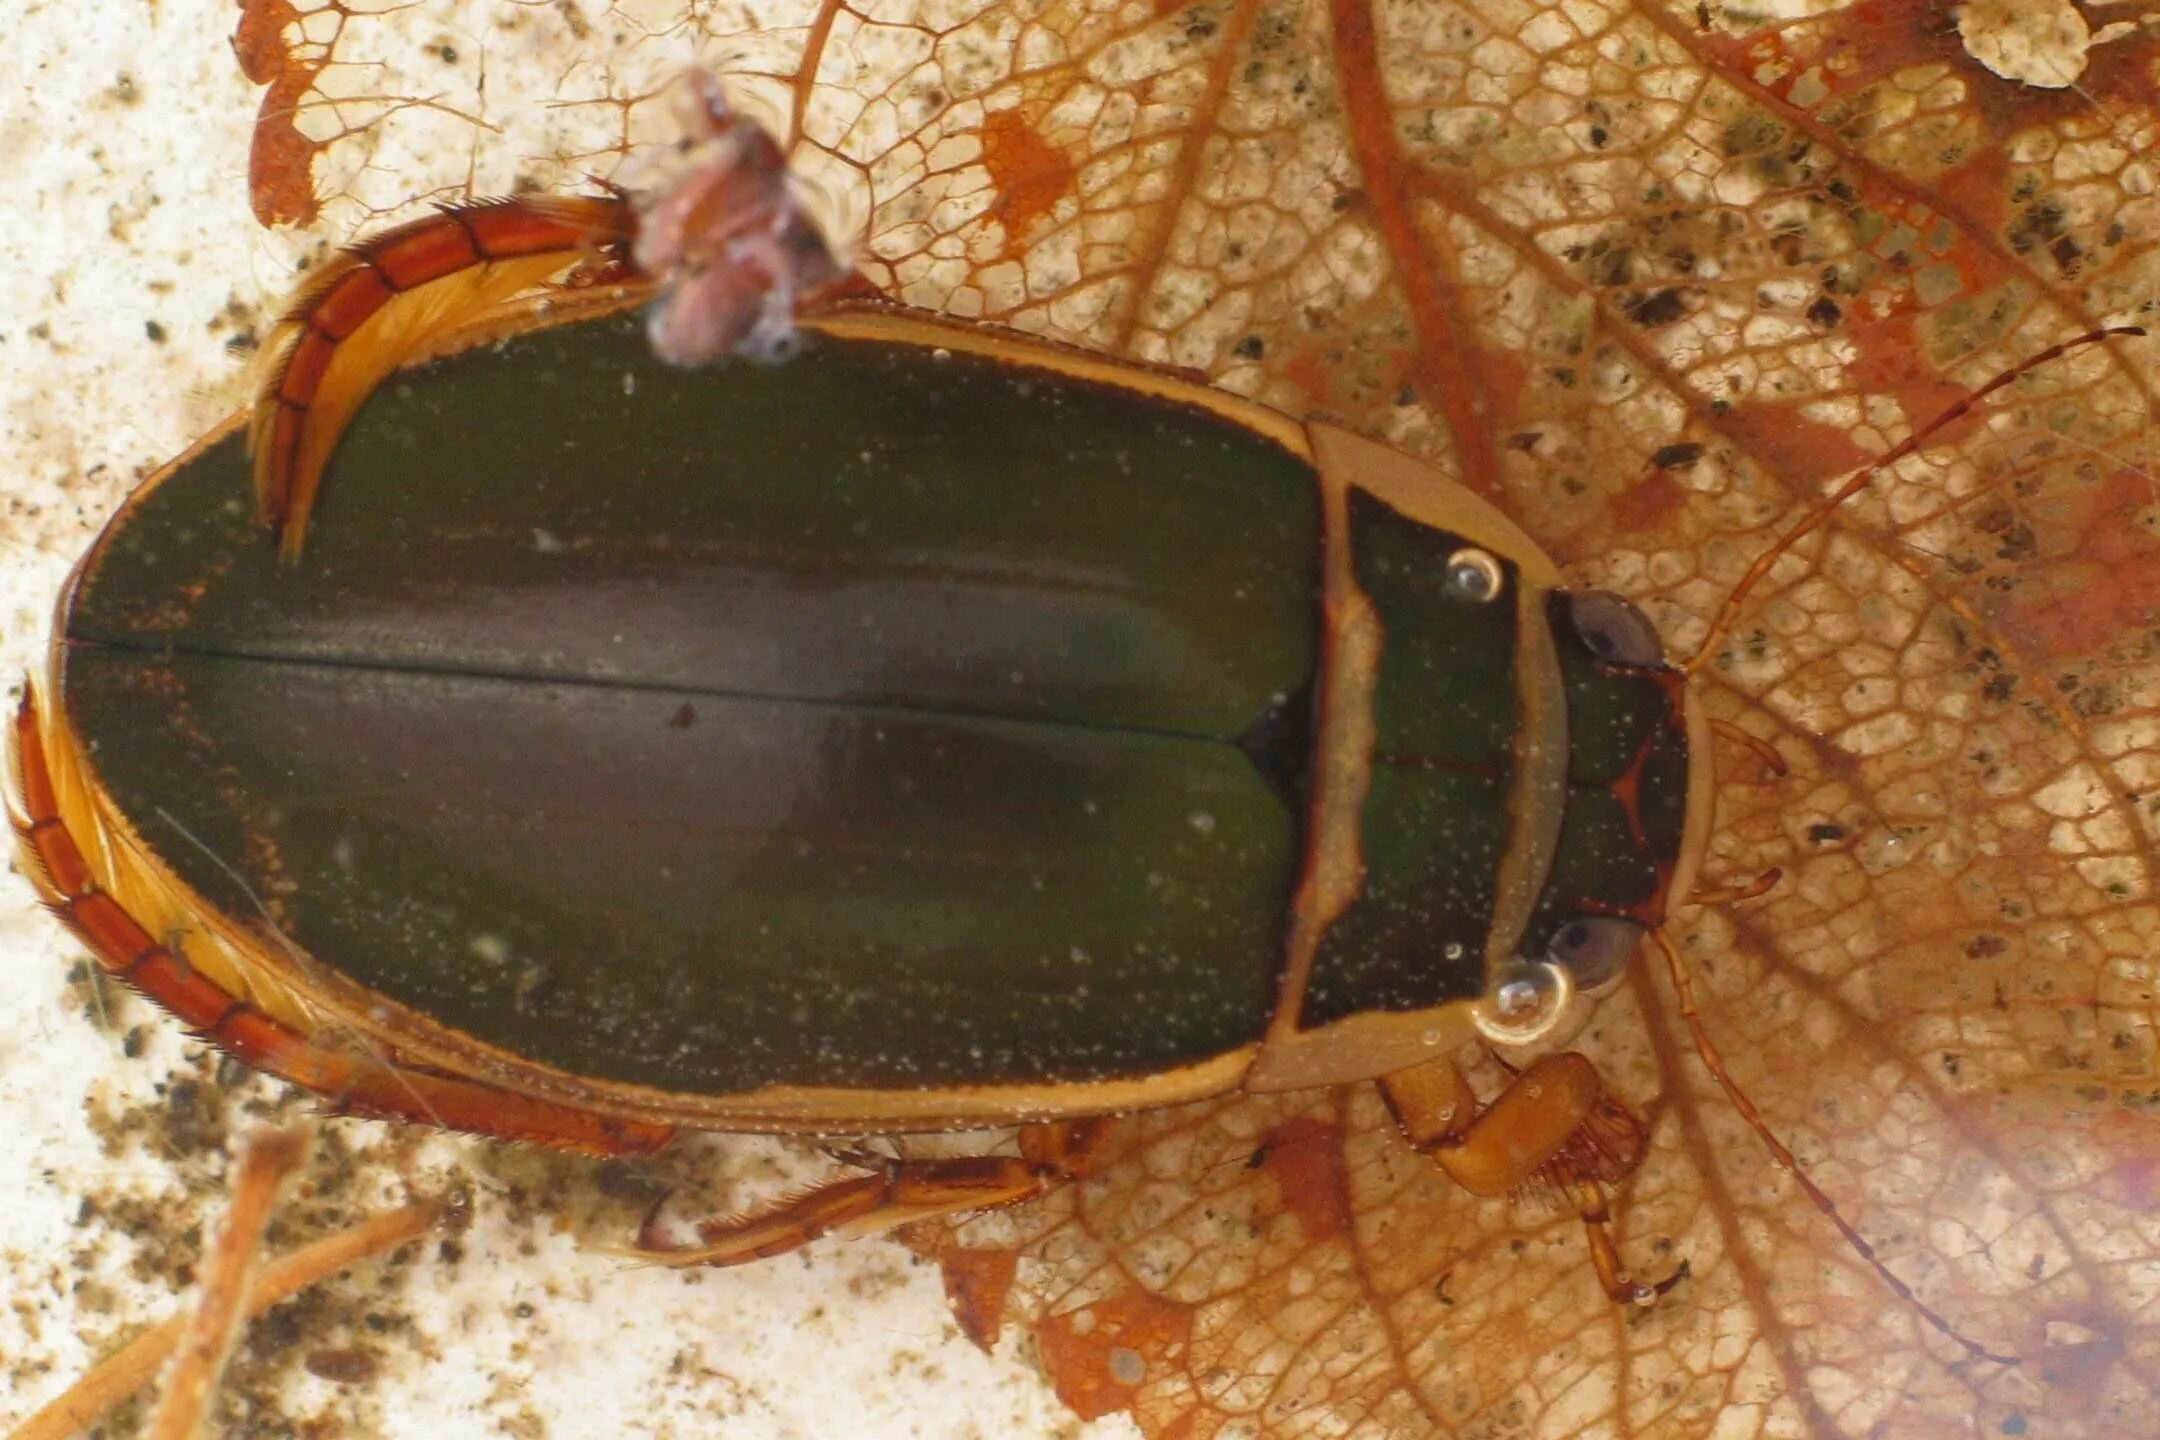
[6,684,673,1157]
[1380,1053,1680,1305]
[252,194,639,561]
[250,81,858,564]
[628,1118,1113,1268]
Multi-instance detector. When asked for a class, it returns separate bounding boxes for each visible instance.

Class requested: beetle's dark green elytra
[39,302,1708,1123]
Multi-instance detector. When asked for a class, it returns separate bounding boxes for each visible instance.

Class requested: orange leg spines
[254,194,638,549]
[6,687,673,1158]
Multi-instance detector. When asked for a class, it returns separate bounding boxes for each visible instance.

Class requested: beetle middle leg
[632,1118,1114,1268]
[1379,1054,1681,1305]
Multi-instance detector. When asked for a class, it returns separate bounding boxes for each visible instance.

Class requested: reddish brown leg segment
[260,195,634,492]
[1707,718,1790,779]
[634,1119,1114,1268]
[7,690,674,1157]
[1381,1053,1677,1305]
[253,194,639,556]
[1689,868,1782,907]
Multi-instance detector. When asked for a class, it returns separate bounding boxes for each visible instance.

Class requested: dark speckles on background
[1624,288,1687,328]
[50,1048,441,1437]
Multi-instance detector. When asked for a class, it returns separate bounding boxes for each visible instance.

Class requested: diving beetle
[9,76,2125,1384]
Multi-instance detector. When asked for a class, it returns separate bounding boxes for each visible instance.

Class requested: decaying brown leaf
[17,0,2160,1436]
[771,2,2158,1431]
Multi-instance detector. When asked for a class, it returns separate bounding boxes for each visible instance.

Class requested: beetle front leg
[1379,1053,1681,1305]
[632,1118,1113,1268]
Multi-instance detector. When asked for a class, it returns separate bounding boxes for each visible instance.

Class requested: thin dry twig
[9,1156,443,1440]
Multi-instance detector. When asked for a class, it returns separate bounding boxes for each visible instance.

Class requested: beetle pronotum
[5,66,2147,1438]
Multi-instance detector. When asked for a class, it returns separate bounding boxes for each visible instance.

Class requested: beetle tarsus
[1383,1054,1676,1308]
[628,1118,1112,1269]
[1688,866,1781,906]
[1573,1176,1683,1307]
[1707,718,1789,779]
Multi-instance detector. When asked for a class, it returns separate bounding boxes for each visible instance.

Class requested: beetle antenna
[1685,324,2145,676]
[1649,928,2019,1365]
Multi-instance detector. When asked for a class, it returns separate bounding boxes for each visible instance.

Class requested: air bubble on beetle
[1471,959,1572,1046]
[1189,811,1217,834]
[1443,548,1505,603]
[747,320,805,365]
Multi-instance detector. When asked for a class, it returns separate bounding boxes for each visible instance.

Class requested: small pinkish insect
[250,74,852,557]
[630,71,849,365]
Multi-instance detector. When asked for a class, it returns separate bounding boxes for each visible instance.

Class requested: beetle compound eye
[1444,548,1505,603]
[1545,916,1644,993]
[1566,590,1664,667]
